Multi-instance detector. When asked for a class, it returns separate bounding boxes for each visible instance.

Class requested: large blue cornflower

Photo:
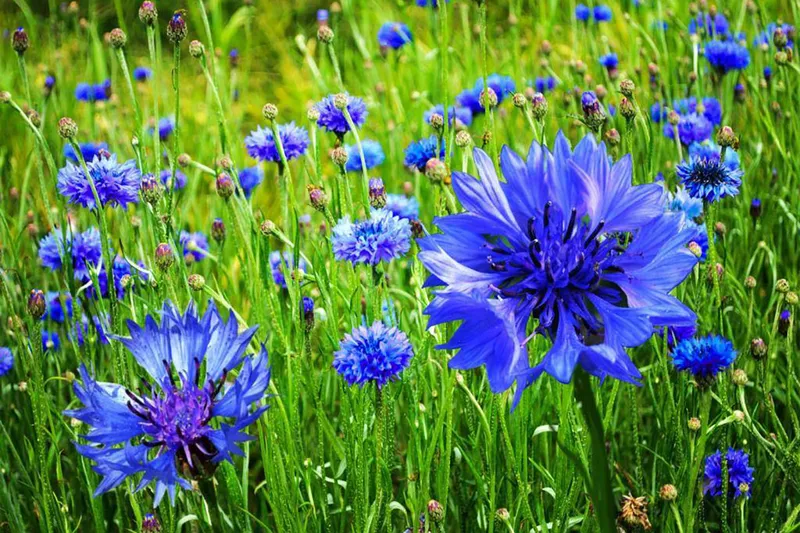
[45,291,73,323]
[65,301,271,507]
[57,153,141,209]
[704,448,754,499]
[315,94,368,135]
[180,232,209,263]
[160,169,188,190]
[133,66,153,82]
[404,136,445,171]
[64,142,109,164]
[424,104,473,128]
[676,155,743,202]
[386,193,420,220]
[245,123,310,163]
[418,133,702,403]
[345,140,385,172]
[705,39,750,73]
[238,166,265,198]
[671,335,737,380]
[377,22,412,49]
[38,227,104,280]
[456,74,516,114]
[333,321,414,388]
[663,113,714,145]
[332,209,412,266]
[0,347,13,377]
[269,251,307,288]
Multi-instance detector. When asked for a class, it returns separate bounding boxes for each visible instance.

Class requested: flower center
[688,158,727,186]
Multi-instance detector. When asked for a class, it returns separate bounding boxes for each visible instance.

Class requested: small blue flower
[424,104,473,128]
[416,0,448,6]
[377,22,412,49]
[269,251,307,288]
[45,292,73,323]
[534,76,557,93]
[666,186,704,220]
[0,347,13,377]
[65,301,271,507]
[76,80,111,102]
[676,155,743,202]
[704,448,754,499]
[43,330,61,353]
[345,140,385,172]
[593,5,612,22]
[688,140,740,171]
[57,153,141,209]
[575,4,591,21]
[73,314,111,346]
[38,227,104,280]
[133,66,153,82]
[599,53,618,69]
[148,116,175,141]
[160,169,188,190]
[333,321,414,388]
[239,166,265,198]
[315,94,368,135]
[705,39,750,73]
[64,142,109,164]
[650,102,667,123]
[671,335,737,379]
[179,231,209,263]
[456,74,516,114]
[245,123,310,163]
[332,209,412,266]
[404,136,445,171]
[663,114,714,145]
[386,194,420,220]
[689,13,730,37]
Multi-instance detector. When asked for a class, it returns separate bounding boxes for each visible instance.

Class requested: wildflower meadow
[1,0,799,531]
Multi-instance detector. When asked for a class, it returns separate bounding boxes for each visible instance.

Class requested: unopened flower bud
[619,78,635,97]
[139,1,158,26]
[166,11,188,43]
[188,40,205,58]
[429,113,444,132]
[187,274,206,291]
[12,27,29,54]
[688,417,701,431]
[744,276,757,289]
[455,130,472,148]
[142,513,162,533]
[317,25,334,44]
[425,159,450,184]
[620,97,636,120]
[750,198,761,220]
[750,338,767,360]
[211,218,226,243]
[667,110,680,126]
[0,91,11,104]
[774,28,788,50]
[307,185,328,211]
[495,508,510,523]
[604,128,620,146]
[262,103,278,121]
[140,173,163,205]
[155,243,175,271]
[480,88,498,109]
[330,146,349,167]
[427,500,444,523]
[659,484,678,501]
[177,153,191,167]
[109,28,127,49]
[732,369,748,386]
[368,178,386,208]
[58,117,78,139]
[512,92,526,108]
[531,92,548,120]
[333,93,348,110]
[215,173,234,199]
[716,125,736,148]
[27,289,46,319]
[307,106,320,122]
[787,292,799,306]
[260,219,277,236]
[777,279,790,293]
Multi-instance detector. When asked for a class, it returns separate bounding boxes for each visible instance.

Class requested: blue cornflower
[160,169,188,190]
[416,0,448,6]
[245,123,310,163]
[667,186,704,220]
[0,348,13,377]
[424,104,473,128]
[95,256,145,300]
[593,5,612,22]
[133,66,153,82]
[75,80,111,102]
[705,39,750,73]
[64,142,109,164]
[377,22,412,49]
[57,153,141,209]
[672,335,737,380]
[239,166,264,198]
[333,321,414,388]
[179,231,209,263]
[404,136,445,171]
[688,140,740,171]
[315,94,368,135]
[689,12,730,37]
[38,227,104,280]
[332,209,412,266]
[269,251,307,288]
[754,22,794,49]
[65,301,271,506]
[44,76,56,92]
[456,74,516,114]
[704,449,754,499]
[534,76,557,94]
[575,4,590,21]
[663,113,714,145]
[43,330,61,352]
[599,53,618,69]
[676,155,743,202]
[659,324,697,349]
[418,132,703,403]
[73,314,111,346]
[650,102,667,123]
[386,194,420,220]
[45,292,73,323]
[345,140,385,172]
[149,116,175,141]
